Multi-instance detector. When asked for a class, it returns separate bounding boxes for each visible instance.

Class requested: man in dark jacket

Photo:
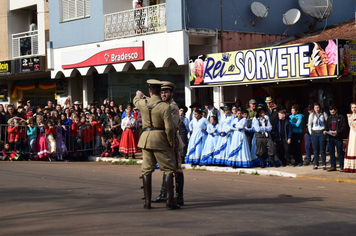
[274,109,292,167]
[5,105,20,123]
[323,105,347,171]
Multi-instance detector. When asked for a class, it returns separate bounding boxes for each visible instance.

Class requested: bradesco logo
[104,51,140,63]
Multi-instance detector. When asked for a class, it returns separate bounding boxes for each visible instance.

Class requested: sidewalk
[90,154,356,183]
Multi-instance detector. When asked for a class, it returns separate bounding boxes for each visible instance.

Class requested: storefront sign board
[190,40,338,86]
[62,41,144,69]
[0,60,13,76]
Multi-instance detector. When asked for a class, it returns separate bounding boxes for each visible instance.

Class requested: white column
[82,76,93,108]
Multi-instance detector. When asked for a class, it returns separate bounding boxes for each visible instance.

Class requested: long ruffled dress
[56,126,68,161]
[226,117,257,167]
[119,116,140,154]
[200,123,220,165]
[212,115,234,165]
[185,117,209,165]
[35,126,50,159]
[344,114,356,173]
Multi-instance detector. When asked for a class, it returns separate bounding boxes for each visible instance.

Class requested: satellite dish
[251,2,269,26]
[283,9,301,25]
[282,9,301,35]
[298,0,333,20]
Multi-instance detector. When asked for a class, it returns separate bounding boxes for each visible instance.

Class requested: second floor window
[62,0,90,22]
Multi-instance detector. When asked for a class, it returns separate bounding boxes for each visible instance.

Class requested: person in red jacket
[110,134,121,157]
[46,119,57,155]
[2,143,19,161]
[7,119,19,151]
[89,115,104,155]
[81,123,93,161]
[17,119,28,156]
[70,116,81,151]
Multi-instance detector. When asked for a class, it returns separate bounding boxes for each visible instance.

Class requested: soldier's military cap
[147,79,163,88]
[161,81,176,90]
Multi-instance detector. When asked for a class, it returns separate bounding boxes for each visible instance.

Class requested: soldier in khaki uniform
[152,81,185,205]
[133,79,180,210]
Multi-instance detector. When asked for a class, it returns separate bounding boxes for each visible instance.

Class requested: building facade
[47,0,356,114]
[0,0,53,106]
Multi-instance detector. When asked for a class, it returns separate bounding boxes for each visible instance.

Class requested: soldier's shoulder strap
[145,100,165,127]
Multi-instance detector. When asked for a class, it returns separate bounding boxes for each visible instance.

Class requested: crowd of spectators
[0,98,141,161]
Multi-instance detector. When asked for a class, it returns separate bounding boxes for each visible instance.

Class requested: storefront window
[94,65,185,106]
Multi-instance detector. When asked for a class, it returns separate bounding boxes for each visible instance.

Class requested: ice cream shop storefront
[189,39,355,116]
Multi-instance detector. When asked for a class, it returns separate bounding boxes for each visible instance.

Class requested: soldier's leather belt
[142,127,165,132]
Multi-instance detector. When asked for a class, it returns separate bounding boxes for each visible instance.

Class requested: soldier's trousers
[141,149,176,175]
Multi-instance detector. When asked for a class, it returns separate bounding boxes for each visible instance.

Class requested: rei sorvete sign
[190,40,338,86]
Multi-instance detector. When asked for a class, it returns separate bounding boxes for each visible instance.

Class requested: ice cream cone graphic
[316,64,328,76]
[310,69,318,77]
[327,64,336,75]
[325,40,337,76]
[310,42,329,77]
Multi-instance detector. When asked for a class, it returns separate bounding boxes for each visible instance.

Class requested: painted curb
[182,164,297,178]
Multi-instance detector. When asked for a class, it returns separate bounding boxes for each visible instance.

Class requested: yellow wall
[0,0,9,61]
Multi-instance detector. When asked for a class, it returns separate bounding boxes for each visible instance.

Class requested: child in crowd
[27,118,37,155]
[101,135,112,157]
[35,115,50,160]
[81,123,93,161]
[46,119,57,155]
[56,119,68,161]
[7,119,19,151]
[70,116,81,151]
[17,119,27,156]
[110,134,122,157]
[2,143,19,161]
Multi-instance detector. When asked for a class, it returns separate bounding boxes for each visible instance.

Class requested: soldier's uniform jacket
[134,94,175,150]
[168,98,185,151]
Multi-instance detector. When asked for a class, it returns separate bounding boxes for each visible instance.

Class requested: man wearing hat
[247,99,257,119]
[204,99,221,122]
[189,102,201,121]
[134,79,179,210]
[74,101,83,114]
[265,96,278,139]
[152,81,185,206]
[178,105,189,160]
[252,106,276,168]
[27,100,36,112]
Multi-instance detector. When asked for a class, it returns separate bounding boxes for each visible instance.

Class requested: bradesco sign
[62,41,144,69]
[189,40,338,86]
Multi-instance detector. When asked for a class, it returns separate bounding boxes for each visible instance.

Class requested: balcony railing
[104,3,166,40]
[12,30,39,58]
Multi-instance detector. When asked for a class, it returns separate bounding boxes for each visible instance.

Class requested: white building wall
[9,0,47,57]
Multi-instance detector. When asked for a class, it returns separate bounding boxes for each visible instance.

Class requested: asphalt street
[0,162,355,236]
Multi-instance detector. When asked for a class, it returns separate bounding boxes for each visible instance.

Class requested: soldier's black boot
[269,156,277,167]
[175,172,184,206]
[142,174,152,209]
[165,173,180,210]
[152,173,166,202]
[260,155,266,168]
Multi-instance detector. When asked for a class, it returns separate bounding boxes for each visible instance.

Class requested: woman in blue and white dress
[242,110,258,165]
[200,116,220,165]
[212,105,234,165]
[226,109,254,167]
[185,109,210,165]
